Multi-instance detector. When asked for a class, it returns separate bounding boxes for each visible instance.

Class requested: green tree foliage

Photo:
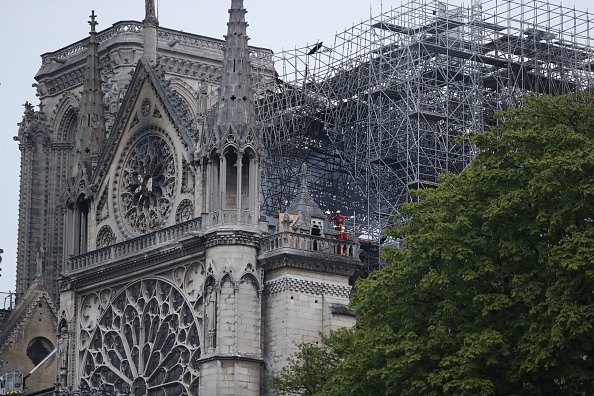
[271,93,594,395]
[269,336,340,396]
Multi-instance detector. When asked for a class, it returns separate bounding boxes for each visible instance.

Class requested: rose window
[80,279,201,395]
[119,135,176,235]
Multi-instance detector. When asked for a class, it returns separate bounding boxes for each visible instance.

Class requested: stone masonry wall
[262,268,355,393]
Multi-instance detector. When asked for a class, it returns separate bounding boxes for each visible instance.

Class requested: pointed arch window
[224,149,238,209]
[241,151,251,210]
[208,151,221,214]
[75,195,89,255]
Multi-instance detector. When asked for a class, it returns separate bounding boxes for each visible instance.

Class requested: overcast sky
[0,0,592,294]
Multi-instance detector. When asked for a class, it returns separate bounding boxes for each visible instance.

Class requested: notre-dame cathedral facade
[7,1,360,394]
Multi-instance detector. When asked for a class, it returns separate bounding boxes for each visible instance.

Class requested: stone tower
[259,164,359,393]
[197,0,265,393]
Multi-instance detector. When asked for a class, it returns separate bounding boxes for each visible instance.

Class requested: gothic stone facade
[14,2,360,395]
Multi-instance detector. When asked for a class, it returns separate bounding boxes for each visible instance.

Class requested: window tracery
[96,225,115,248]
[175,200,194,223]
[80,279,201,395]
[118,134,176,235]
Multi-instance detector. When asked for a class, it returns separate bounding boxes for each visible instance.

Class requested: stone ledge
[198,353,264,365]
[259,252,360,278]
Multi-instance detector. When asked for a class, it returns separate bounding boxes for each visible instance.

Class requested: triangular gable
[88,58,200,242]
[0,278,58,354]
[92,58,194,185]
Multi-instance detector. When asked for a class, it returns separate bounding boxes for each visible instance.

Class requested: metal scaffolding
[256,0,594,269]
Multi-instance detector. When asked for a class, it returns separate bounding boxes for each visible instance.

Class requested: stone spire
[77,10,106,173]
[143,0,159,63]
[205,0,262,228]
[215,0,256,132]
[286,163,325,218]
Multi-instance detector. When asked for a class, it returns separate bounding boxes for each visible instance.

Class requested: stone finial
[89,10,98,33]
[230,0,245,10]
[300,163,308,193]
[23,101,34,115]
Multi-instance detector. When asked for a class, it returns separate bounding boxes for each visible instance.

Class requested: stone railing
[65,217,203,274]
[260,232,360,258]
[41,21,273,67]
[98,21,143,42]
[207,210,256,227]
[42,21,144,65]
[250,48,274,70]
[158,28,225,51]
[42,42,87,64]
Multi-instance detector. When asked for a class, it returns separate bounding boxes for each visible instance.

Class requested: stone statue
[35,247,44,278]
[145,0,156,18]
[90,113,100,155]
[58,326,69,370]
[106,81,120,114]
[205,286,216,351]
[23,101,34,116]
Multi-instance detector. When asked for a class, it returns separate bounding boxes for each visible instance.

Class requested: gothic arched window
[75,195,89,255]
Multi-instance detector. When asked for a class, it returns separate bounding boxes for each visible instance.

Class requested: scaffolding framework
[256,0,594,268]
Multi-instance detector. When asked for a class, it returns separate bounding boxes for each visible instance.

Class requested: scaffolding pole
[255,0,594,271]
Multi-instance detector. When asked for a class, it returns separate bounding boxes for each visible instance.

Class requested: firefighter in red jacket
[332,210,349,240]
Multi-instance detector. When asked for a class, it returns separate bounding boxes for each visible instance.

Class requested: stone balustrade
[65,217,203,274]
[42,21,144,65]
[207,210,256,227]
[66,220,357,275]
[260,232,360,258]
[41,21,272,66]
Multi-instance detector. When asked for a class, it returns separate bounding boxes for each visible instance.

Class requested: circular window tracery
[80,279,201,395]
[118,134,176,235]
[175,199,194,224]
[96,225,115,249]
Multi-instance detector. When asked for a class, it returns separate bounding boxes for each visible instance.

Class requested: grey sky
[0,0,592,293]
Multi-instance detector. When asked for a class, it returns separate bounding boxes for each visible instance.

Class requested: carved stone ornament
[183,262,206,302]
[79,279,201,394]
[117,133,176,235]
[95,188,109,223]
[96,225,115,248]
[81,293,101,330]
[175,199,194,223]
[140,98,152,117]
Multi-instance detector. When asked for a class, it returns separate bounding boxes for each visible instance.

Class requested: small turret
[205,0,263,228]
[282,163,336,237]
